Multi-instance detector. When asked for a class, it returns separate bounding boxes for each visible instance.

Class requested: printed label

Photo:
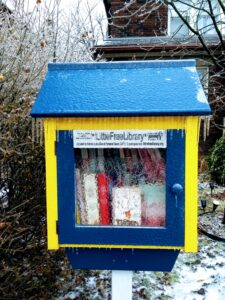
[73,130,167,148]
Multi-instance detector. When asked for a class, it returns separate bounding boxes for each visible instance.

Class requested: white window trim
[168,0,225,37]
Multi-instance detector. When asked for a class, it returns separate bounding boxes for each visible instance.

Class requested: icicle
[203,117,207,142]
[206,116,211,137]
[203,116,211,141]
[39,119,43,146]
[36,118,40,144]
[32,118,35,146]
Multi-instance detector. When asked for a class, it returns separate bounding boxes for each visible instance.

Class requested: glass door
[57,129,184,247]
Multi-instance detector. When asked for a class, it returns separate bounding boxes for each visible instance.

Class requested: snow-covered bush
[0,1,105,298]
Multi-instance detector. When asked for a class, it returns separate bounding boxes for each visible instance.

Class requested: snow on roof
[31,59,211,118]
[98,35,223,47]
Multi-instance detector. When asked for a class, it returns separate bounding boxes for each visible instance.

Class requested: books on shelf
[74,147,166,227]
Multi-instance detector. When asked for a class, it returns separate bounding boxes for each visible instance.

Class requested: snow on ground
[133,236,225,300]
[56,235,225,300]
[57,184,225,300]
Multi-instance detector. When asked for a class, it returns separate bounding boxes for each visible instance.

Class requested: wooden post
[112,271,132,300]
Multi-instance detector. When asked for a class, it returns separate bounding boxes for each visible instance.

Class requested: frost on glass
[74,147,166,227]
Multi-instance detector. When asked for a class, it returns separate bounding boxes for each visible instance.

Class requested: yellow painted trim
[43,116,199,252]
[184,116,199,252]
[59,244,183,250]
[52,115,189,250]
[44,119,59,250]
[52,116,187,130]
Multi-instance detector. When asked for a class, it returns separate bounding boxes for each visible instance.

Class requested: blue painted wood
[65,248,180,271]
[31,60,211,117]
[57,130,185,247]
[57,131,76,240]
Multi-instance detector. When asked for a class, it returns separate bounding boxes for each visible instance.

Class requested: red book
[138,149,157,181]
[97,173,110,225]
[148,149,166,182]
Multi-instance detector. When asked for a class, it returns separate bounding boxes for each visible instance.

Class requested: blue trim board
[56,130,184,247]
[32,110,210,118]
[31,59,211,117]
[48,59,195,71]
[65,248,180,271]
[57,130,76,239]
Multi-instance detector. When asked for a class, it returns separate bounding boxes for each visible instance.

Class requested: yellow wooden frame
[44,116,198,252]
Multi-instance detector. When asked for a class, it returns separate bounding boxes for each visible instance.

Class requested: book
[81,148,89,173]
[75,168,87,224]
[112,186,142,226]
[141,184,166,227]
[83,174,100,225]
[97,172,110,225]
[147,149,166,182]
[89,149,97,173]
[138,149,157,182]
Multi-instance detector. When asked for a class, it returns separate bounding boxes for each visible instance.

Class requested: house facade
[95,0,225,153]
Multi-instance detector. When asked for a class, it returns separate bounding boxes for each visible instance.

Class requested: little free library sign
[31,60,211,271]
[73,130,167,148]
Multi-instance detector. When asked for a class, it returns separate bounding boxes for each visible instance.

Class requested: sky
[3,0,106,18]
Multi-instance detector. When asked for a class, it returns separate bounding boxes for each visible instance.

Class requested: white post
[112,271,132,300]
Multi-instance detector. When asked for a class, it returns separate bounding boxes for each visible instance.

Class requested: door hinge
[56,220,59,235]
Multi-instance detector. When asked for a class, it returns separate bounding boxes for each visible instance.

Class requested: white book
[75,168,87,224]
[83,173,100,225]
[112,187,142,226]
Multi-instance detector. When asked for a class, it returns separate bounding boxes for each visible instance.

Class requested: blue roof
[31,60,211,117]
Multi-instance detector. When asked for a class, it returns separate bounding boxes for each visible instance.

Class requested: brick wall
[108,0,168,37]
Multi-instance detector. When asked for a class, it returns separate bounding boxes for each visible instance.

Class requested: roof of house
[111,35,220,45]
[31,59,211,118]
[95,35,223,50]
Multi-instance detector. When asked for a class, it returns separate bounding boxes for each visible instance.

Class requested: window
[168,0,224,37]
[56,129,185,247]
[197,15,216,35]
[168,0,191,37]
[170,16,189,37]
[74,146,166,227]
[197,0,221,35]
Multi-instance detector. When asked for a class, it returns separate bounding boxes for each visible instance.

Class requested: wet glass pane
[74,131,166,227]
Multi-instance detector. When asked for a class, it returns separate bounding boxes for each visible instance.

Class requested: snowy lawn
[57,184,225,300]
[56,235,225,300]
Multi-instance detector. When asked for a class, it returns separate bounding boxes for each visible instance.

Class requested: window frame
[56,129,185,248]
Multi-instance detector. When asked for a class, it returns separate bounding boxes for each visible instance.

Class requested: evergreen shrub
[208,135,225,185]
